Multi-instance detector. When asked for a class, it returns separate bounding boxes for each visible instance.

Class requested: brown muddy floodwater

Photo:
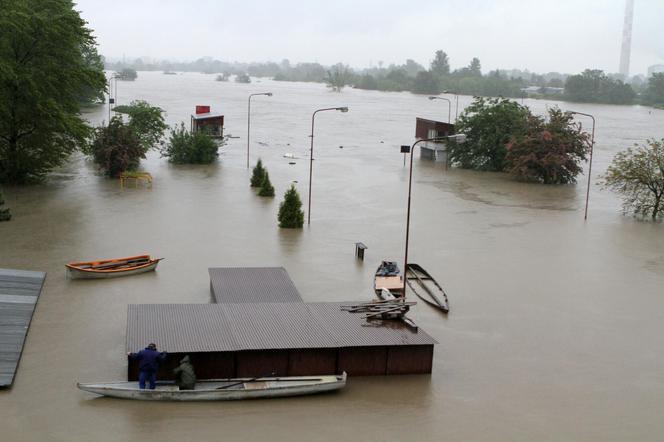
[1,72,664,441]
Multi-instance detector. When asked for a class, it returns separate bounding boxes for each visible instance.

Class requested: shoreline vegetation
[105,52,664,108]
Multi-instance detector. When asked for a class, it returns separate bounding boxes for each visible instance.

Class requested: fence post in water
[355,242,367,260]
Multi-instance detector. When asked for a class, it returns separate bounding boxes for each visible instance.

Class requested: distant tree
[250,159,266,187]
[602,139,664,220]
[89,117,144,177]
[160,123,218,164]
[448,97,530,171]
[0,188,11,221]
[564,69,635,104]
[412,71,440,94]
[215,73,230,81]
[403,59,426,77]
[235,73,251,83]
[356,74,378,90]
[258,171,275,197]
[505,108,590,184]
[113,101,167,152]
[644,73,664,105]
[430,50,450,76]
[548,78,564,88]
[468,58,482,76]
[278,185,304,228]
[325,64,351,92]
[115,68,137,81]
[0,0,107,183]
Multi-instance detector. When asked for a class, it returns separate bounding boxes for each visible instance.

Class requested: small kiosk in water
[190,105,224,138]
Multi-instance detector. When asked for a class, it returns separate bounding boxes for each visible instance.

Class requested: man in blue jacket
[128,343,167,389]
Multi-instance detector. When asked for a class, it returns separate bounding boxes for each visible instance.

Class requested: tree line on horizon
[106,52,664,108]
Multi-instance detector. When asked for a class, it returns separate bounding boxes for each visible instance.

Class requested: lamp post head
[265,92,273,97]
[337,107,349,113]
[449,133,467,144]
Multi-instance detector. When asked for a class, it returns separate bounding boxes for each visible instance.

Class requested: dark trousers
[139,371,157,389]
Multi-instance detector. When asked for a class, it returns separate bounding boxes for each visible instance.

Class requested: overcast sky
[75,0,663,75]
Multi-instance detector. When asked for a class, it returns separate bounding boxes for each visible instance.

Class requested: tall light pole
[247,92,273,168]
[569,111,596,220]
[402,134,466,295]
[307,106,349,225]
[428,96,451,123]
[443,90,459,122]
[107,75,118,125]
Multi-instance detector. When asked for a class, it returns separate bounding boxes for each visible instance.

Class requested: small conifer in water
[258,171,275,197]
[250,159,266,187]
[278,185,304,228]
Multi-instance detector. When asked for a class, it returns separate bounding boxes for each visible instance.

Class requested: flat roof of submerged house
[126,302,437,353]
[209,267,303,303]
[190,112,224,120]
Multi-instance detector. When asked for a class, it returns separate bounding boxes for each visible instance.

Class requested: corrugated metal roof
[208,267,303,303]
[126,302,436,353]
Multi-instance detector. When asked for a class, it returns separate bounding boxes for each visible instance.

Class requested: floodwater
[1,71,664,441]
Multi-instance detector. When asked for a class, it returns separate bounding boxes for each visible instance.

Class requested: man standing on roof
[128,343,167,390]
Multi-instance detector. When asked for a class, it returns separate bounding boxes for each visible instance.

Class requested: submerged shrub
[161,123,219,164]
[89,117,144,177]
[258,171,275,197]
[250,159,266,187]
[278,185,304,228]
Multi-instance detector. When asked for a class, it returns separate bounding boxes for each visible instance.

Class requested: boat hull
[66,256,162,279]
[406,263,450,313]
[77,373,347,401]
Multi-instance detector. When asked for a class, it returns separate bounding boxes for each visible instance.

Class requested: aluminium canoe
[77,373,347,401]
[405,263,450,313]
[66,255,163,279]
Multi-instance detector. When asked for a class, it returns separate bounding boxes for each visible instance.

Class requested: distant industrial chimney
[619,0,635,78]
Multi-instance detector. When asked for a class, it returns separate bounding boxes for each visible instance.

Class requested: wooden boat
[405,263,450,313]
[77,373,347,401]
[66,255,163,279]
[374,261,404,299]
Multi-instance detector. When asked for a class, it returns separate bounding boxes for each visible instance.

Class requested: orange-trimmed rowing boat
[66,255,163,279]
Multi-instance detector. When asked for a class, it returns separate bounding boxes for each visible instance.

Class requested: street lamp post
[402,134,466,295]
[247,92,273,168]
[443,90,459,122]
[428,96,451,123]
[568,111,596,220]
[307,106,349,225]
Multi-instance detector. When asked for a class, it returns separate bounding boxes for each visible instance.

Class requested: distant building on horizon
[648,65,664,77]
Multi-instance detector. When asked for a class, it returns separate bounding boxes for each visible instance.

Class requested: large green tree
[113,100,167,152]
[602,139,664,220]
[564,69,636,105]
[89,117,144,177]
[0,0,106,183]
[505,108,590,184]
[448,97,530,171]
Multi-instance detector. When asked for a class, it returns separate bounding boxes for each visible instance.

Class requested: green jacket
[173,355,196,390]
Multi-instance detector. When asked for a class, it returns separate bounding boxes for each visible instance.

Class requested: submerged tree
[448,97,530,171]
[602,139,664,220]
[430,50,450,76]
[0,188,11,221]
[115,68,137,81]
[235,73,251,83]
[258,171,275,197]
[0,0,106,183]
[325,64,351,92]
[250,159,266,187]
[278,185,304,228]
[160,123,218,164]
[89,117,144,177]
[113,101,167,152]
[505,108,590,184]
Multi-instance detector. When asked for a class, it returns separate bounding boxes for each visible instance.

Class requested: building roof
[126,302,437,353]
[191,112,224,120]
[209,267,303,303]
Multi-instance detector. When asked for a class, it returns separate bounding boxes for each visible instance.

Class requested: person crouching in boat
[127,343,167,390]
[173,355,196,390]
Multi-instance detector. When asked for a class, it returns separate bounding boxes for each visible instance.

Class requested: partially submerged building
[190,105,224,138]
[127,267,436,380]
[415,118,456,163]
